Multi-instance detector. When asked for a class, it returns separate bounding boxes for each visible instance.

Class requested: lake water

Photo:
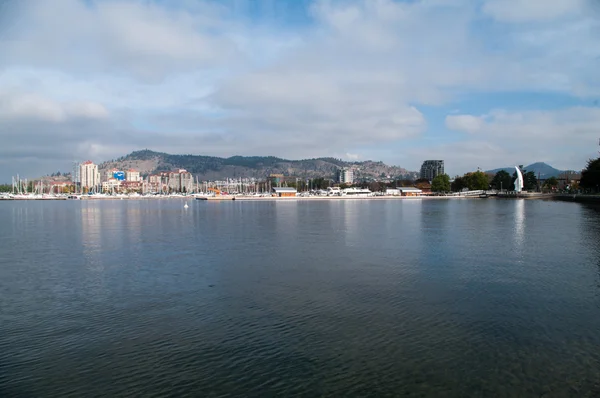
[1,199,600,397]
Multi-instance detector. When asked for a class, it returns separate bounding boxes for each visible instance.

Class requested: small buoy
[184,202,189,209]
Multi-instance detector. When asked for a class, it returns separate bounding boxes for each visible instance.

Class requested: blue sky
[0,0,599,180]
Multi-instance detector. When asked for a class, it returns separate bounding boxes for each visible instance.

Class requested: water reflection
[513,199,525,255]
[80,203,107,299]
[580,205,600,292]
[341,200,360,248]
[3,200,600,397]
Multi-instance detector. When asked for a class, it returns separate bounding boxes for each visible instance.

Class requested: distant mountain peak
[486,162,567,178]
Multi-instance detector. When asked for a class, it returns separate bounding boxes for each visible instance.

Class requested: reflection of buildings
[341,200,360,247]
[514,199,525,254]
[420,160,444,181]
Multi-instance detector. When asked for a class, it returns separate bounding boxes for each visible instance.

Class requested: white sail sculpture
[514,166,524,193]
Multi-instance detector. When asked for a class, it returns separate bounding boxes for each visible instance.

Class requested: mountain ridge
[486,162,569,178]
[98,150,418,181]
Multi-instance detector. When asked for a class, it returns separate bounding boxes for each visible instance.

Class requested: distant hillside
[98,150,418,181]
[486,162,567,178]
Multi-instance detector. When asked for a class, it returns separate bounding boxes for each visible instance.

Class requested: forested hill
[98,150,418,181]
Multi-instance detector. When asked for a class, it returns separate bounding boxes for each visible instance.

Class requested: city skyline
[0,148,581,185]
[1,0,598,181]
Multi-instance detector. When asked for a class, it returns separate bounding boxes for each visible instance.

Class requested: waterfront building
[341,187,371,196]
[79,161,100,190]
[267,174,285,187]
[558,171,582,191]
[126,169,141,182]
[398,187,423,196]
[103,168,126,182]
[420,160,444,181]
[121,180,142,192]
[338,167,354,184]
[272,187,297,197]
[102,179,121,193]
[167,169,194,192]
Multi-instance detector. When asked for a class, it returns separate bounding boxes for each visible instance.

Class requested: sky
[1,0,599,181]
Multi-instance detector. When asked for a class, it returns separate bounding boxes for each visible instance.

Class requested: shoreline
[7,193,595,202]
[0,195,465,201]
[0,194,557,201]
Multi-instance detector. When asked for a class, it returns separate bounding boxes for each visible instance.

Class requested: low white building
[341,187,372,196]
[327,186,341,196]
[386,188,401,196]
[272,187,297,197]
[397,187,422,196]
[102,179,122,193]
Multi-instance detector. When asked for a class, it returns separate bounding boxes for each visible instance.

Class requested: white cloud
[445,115,486,134]
[440,107,600,173]
[0,91,109,122]
[482,0,586,23]
[0,0,237,81]
[0,0,598,180]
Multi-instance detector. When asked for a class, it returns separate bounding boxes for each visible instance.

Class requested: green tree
[311,178,330,190]
[368,181,385,192]
[580,158,600,192]
[524,171,538,191]
[431,174,450,192]
[491,170,512,191]
[451,176,467,192]
[465,171,489,190]
[544,176,558,190]
[397,179,414,187]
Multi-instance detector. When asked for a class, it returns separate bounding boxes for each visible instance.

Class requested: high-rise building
[420,160,444,181]
[338,167,354,184]
[126,169,141,182]
[79,161,100,189]
[72,161,80,185]
[167,169,194,192]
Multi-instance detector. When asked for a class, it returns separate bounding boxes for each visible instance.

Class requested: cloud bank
[0,0,598,179]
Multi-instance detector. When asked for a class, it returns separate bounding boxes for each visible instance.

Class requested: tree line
[580,157,600,192]
[430,167,541,193]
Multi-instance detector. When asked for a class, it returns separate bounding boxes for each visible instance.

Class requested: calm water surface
[1,199,600,397]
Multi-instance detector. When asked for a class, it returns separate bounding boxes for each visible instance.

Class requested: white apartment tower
[126,169,141,182]
[338,167,355,184]
[79,161,100,189]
